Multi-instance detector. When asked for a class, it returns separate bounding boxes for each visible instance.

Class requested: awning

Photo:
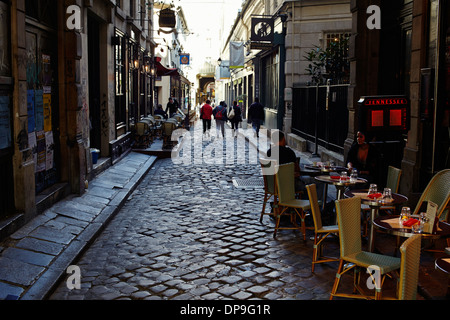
[155,61,179,77]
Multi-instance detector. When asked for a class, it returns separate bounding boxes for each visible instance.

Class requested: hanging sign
[159,8,176,29]
[180,54,190,65]
[251,17,274,42]
[250,17,274,50]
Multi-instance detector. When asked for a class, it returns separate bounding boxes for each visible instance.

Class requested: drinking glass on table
[368,184,377,195]
[382,188,392,202]
[350,169,358,182]
[399,207,411,226]
[340,171,348,182]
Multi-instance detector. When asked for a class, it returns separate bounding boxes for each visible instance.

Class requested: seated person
[154,104,168,119]
[346,130,380,185]
[266,130,304,195]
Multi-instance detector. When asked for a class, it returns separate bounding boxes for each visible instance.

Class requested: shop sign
[180,54,190,65]
[358,95,410,133]
[159,8,176,29]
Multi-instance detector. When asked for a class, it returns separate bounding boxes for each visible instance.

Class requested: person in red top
[200,100,213,136]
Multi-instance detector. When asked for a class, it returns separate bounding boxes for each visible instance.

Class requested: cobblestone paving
[49,123,450,301]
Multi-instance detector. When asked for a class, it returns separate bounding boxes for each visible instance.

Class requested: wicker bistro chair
[260,158,279,223]
[162,121,177,149]
[330,197,401,300]
[397,234,422,300]
[274,163,311,240]
[412,169,450,221]
[306,184,339,273]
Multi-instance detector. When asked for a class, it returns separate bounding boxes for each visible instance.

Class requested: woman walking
[228,101,242,137]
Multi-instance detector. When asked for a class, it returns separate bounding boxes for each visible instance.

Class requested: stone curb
[0,153,158,300]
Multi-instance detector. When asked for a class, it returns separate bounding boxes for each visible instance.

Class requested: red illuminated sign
[358,96,410,134]
[364,98,408,106]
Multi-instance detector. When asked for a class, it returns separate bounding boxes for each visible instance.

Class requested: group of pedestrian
[198,97,266,139]
[199,99,243,138]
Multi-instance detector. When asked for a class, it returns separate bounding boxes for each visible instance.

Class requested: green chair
[330,197,401,300]
[397,234,422,300]
[386,166,402,193]
[260,158,278,223]
[412,169,450,221]
[274,163,311,240]
[306,184,339,272]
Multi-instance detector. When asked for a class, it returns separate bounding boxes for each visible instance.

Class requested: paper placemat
[383,217,408,229]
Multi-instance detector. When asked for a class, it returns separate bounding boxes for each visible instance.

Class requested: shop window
[25,0,57,29]
[263,50,280,109]
[114,31,126,131]
[0,1,11,77]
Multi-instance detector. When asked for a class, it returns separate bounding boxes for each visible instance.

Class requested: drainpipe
[431,0,441,175]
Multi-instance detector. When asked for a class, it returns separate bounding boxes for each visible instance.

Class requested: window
[140,0,146,26]
[324,32,350,49]
[0,1,11,77]
[114,31,126,129]
[263,50,279,109]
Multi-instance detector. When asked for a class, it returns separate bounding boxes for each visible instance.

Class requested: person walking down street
[228,101,242,137]
[166,97,178,118]
[200,100,213,137]
[213,101,228,138]
[248,97,264,138]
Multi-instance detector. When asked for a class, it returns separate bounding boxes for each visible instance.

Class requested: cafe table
[435,256,450,298]
[344,189,408,252]
[373,215,450,256]
[314,175,367,206]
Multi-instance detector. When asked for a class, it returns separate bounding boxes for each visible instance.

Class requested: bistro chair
[306,184,339,273]
[162,121,177,149]
[134,121,150,148]
[330,197,401,300]
[412,169,450,221]
[386,166,402,193]
[274,163,311,240]
[259,158,278,223]
[397,234,422,300]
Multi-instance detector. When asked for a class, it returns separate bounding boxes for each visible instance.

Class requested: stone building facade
[0,0,156,238]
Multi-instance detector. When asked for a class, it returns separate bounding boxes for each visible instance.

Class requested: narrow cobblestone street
[48,122,450,304]
[48,123,339,301]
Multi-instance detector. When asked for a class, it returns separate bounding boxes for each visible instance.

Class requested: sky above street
[173,0,244,78]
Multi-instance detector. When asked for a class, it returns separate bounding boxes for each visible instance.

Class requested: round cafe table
[344,189,408,252]
[315,175,367,204]
[373,215,450,240]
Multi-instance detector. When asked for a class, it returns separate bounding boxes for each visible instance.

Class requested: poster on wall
[43,87,52,132]
[27,90,35,133]
[0,95,11,149]
[35,89,44,132]
[36,130,46,172]
[45,131,54,170]
[28,132,37,172]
